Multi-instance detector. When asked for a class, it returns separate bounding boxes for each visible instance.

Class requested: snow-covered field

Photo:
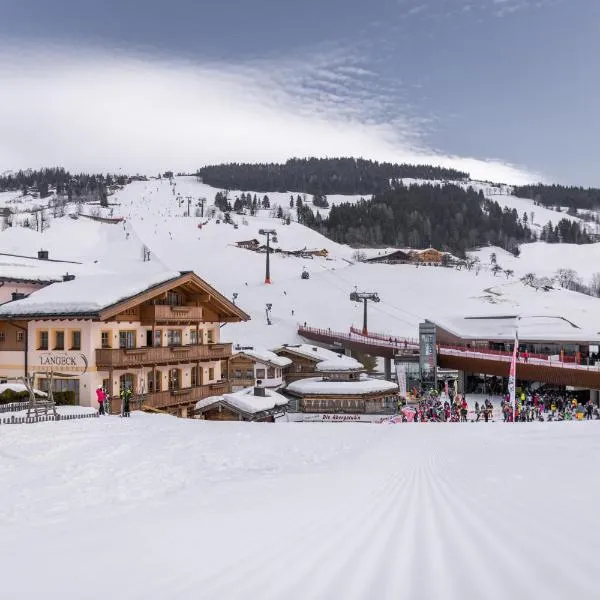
[1,414,599,600]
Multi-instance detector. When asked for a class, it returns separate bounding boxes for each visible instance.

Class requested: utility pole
[198,197,206,217]
[349,289,380,335]
[259,228,278,284]
[185,196,192,217]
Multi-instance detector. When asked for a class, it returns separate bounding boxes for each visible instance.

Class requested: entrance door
[119,373,135,394]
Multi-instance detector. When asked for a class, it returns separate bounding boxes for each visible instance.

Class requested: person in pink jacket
[96,386,106,415]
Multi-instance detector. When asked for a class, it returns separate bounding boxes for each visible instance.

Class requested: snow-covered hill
[1,175,600,349]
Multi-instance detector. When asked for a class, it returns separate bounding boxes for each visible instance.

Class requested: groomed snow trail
[1,415,599,600]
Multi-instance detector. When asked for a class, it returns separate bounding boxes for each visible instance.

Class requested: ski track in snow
[1,417,600,600]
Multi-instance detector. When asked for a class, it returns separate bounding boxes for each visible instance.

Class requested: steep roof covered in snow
[430,315,600,343]
[232,348,292,368]
[195,386,288,415]
[286,375,398,397]
[0,269,250,321]
[274,344,363,369]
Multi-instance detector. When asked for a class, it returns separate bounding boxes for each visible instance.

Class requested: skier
[120,387,132,418]
[96,386,106,415]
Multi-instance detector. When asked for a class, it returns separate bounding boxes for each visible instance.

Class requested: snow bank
[1,417,600,599]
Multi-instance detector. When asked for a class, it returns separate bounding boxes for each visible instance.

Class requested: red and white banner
[508,330,519,420]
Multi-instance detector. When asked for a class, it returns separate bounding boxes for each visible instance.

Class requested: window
[208,367,215,381]
[234,369,242,378]
[256,368,266,379]
[0,331,4,342]
[190,329,198,345]
[207,329,214,344]
[101,331,111,349]
[154,329,162,347]
[54,330,65,350]
[167,329,182,347]
[38,330,49,350]
[267,367,275,378]
[167,291,181,306]
[191,366,198,387]
[148,371,161,393]
[16,331,24,343]
[168,368,181,391]
[119,331,136,349]
[70,330,81,350]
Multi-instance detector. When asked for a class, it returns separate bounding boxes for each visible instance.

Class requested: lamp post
[259,228,278,284]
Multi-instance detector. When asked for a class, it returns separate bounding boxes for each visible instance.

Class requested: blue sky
[0,0,597,184]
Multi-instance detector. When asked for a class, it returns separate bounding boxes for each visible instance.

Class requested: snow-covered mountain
[1,175,600,349]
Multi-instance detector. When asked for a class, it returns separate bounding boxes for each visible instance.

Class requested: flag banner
[395,363,407,398]
[508,330,519,420]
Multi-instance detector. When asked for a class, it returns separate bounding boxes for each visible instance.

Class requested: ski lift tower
[350,288,380,335]
[259,228,277,284]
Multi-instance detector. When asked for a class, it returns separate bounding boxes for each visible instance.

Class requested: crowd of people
[500,392,599,422]
[404,388,599,423]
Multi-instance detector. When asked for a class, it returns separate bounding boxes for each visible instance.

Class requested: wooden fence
[0,401,30,414]
[0,412,99,425]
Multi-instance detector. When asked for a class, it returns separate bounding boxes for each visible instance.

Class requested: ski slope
[1,175,600,349]
[1,415,599,600]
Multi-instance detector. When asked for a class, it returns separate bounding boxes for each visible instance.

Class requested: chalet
[236,239,260,250]
[365,250,410,264]
[273,343,362,383]
[0,269,249,417]
[194,385,288,422]
[409,248,448,264]
[285,358,399,414]
[228,347,292,391]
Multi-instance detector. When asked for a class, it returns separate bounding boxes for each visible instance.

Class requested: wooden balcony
[140,304,204,324]
[131,382,230,410]
[96,343,232,368]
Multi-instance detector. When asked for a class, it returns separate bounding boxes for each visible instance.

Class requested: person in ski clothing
[120,387,132,417]
[96,386,106,415]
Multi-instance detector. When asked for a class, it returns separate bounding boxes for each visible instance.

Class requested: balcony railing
[96,343,232,368]
[140,305,204,324]
[131,382,230,410]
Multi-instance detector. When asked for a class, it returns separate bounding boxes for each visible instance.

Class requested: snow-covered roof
[430,315,600,343]
[316,359,364,373]
[286,375,398,396]
[0,269,181,317]
[0,253,87,284]
[274,344,363,369]
[233,348,292,368]
[195,387,289,414]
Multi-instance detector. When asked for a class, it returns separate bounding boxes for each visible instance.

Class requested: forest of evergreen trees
[297,183,534,256]
[0,167,131,205]
[539,219,592,244]
[513,184,600,211]
[197,158,469,195]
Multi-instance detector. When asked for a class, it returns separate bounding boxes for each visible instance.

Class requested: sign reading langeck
[38,352,88,374]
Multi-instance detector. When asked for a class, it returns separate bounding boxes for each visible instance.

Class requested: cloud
[0,42,542,184]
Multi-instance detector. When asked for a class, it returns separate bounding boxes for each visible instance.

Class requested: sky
[0,0,598,185]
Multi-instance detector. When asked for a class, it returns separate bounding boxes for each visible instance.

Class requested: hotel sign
[38,352,88,374]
